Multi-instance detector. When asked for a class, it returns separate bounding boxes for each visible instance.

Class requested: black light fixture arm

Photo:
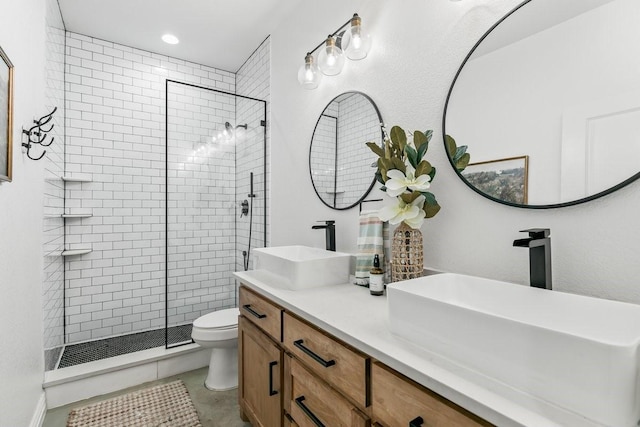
[305,16,354,56]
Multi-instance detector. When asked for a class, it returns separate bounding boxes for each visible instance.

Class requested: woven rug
[66,380,202,427]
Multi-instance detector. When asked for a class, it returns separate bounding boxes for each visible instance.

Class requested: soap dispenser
[369,254,384,296]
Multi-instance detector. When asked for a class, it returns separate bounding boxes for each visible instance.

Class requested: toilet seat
[193,308,240,330]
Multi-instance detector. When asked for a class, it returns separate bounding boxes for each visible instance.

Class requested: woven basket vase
[391,222,424,282]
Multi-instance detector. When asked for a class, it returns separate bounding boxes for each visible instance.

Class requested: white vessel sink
[387,273,640,427]
[252,245,351,290]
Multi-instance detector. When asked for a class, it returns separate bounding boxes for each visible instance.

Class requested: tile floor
[42,367,251,427]
[56,325,193,369]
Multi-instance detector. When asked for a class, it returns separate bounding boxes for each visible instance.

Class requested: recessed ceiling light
[162,34,179,45]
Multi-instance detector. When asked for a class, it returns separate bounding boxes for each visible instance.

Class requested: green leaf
[414,160,432,177]
[424,203,441,218]
[366,142,384,158]
[377,158,390,181]
[405,145,418,169]
[413,131,428,151]
[390,126,407,152]
[424,129,433,143]
[454,145,468,162]
[417,141,428,163]
[456,153,470,172]
[391,157,406,174]
[445,135,457,157]
[422,191,437,206]
[428,166,437,182]
[384,139,392,158]
[400,191,421,204]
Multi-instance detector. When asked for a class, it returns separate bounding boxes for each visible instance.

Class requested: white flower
[378,195,426,229]
[384,167,431,197]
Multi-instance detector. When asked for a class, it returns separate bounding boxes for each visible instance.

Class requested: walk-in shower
[46,80,267,369]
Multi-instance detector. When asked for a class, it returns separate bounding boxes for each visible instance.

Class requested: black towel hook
[22,106,57,161]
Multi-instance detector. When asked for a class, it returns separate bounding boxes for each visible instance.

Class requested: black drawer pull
[243,304,266,319]
[268,360,278,396]
[295,396,325,427]
[293,339,336,368]
[409,416,424,427]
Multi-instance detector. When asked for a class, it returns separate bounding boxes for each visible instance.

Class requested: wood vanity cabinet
[238,287,284,427]
[287,356,369,427]
[283,312,368,409]
[371,362,492,427]
[238,285,492,427]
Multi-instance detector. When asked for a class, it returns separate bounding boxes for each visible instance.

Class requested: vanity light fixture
[298,13,372,90]
[297,53,323,89]
[317,35,345,75]
[342,13,372,60]
[162,34,179,45]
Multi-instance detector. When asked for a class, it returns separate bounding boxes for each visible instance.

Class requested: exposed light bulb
[317,36,345,76]
[342,14,371,60]
[297,53,322,89]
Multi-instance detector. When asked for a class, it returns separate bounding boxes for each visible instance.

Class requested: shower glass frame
[165,79,267,349]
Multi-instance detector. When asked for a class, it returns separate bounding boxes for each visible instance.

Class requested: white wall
[269,0,640,304]
[0,0,47,424]
[43,0,66,370]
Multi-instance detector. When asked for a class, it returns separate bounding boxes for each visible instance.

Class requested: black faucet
[513,228,552,290]
[312,220,336,251]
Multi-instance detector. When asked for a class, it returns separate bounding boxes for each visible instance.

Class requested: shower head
[224,122,248,130]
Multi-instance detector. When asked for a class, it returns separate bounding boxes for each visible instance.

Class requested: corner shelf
[61,213,93,218]
[62,176,92,183]
[61,249,92,257]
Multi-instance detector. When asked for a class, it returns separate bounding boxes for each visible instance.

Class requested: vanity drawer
[372,362,491,427]
[239,286,282,342]
[289,357,369,427]
[283,312,368,409]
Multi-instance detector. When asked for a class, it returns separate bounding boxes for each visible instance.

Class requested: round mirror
[444,0,640,208]
[309,92,383,209]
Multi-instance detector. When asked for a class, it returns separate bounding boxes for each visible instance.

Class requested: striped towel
[354,210,389,286]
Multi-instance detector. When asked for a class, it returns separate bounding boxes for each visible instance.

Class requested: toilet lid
[193,308,240,329]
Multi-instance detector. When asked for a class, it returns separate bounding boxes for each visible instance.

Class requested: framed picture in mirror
[462,155,529,205]
[0,45,14,182]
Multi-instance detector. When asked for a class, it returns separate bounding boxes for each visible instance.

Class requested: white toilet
[191,307,240,391]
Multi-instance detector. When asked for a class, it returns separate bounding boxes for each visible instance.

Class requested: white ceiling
[57,0,300,72]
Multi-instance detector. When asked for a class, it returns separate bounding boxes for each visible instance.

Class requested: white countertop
[234,269,602,427]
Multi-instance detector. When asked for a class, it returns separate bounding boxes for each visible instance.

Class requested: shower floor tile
[58,325,193,369]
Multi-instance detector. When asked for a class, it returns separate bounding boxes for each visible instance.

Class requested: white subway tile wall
[43,0,66,367]
[336,94,380,207]
[166,82,236,332]
[64,32,238,343]
[235,37,270,273]
[310,95,380,209]
[310,104,338,205]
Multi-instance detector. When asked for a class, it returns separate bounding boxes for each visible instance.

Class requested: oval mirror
[309,92,383,209]
[444,0,640,208]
